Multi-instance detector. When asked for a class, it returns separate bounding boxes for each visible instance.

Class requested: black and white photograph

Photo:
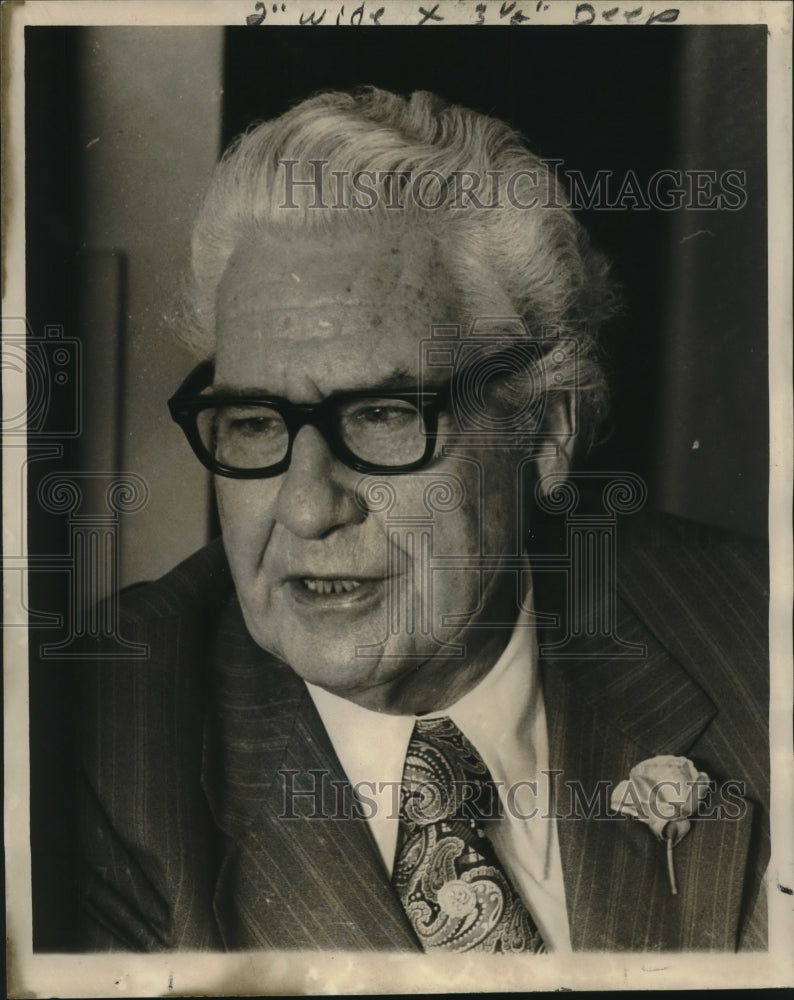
[3,0,793,994]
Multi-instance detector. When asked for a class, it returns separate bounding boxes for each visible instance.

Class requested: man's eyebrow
[204,382,263,398]
[207,368,428,398]
[353,369,418,393]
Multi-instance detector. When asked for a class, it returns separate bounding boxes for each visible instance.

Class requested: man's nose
[273,424,364,539]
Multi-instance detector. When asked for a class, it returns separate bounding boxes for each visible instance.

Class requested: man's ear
[535,391,577,495]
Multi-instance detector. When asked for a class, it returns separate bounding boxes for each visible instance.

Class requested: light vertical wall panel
[77,27,224,585]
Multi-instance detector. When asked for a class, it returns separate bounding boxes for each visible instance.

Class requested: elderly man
[78,88,768,953]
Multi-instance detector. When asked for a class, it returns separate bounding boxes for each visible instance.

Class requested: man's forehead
[217,225,451,315]
[213,224,463,393]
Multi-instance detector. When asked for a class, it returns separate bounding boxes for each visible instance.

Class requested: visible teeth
[302,578,362,594]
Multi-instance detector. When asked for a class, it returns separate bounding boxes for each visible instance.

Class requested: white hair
[182,87,617,444]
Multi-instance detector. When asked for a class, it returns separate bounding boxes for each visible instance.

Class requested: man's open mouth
[301,578,363,594]
[286,574,389,610]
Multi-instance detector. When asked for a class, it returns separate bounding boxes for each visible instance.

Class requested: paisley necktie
[392,716,545,953]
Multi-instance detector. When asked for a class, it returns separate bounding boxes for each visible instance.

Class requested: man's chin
[251,614,394,692]
[280,648,389,700]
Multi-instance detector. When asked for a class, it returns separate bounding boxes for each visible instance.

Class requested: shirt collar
[426,601,542,780]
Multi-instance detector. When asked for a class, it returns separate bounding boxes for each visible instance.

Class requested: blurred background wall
[76,27,223,585]
[654,28,767,532]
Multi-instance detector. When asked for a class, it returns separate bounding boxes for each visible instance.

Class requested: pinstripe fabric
[204,597,417,950]
[612,512,769,951]
[538,511,768,951]
[79,541,233,950]
[543,645,755,951]
[77,513,768,952]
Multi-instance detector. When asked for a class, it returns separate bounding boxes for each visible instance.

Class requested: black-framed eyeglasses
[167,342,537,479]
[167,360,454,478]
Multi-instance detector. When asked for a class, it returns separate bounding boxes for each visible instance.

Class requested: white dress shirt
[305,601,572,952]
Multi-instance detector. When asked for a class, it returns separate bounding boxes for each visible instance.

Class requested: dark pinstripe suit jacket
[78,512,769,952]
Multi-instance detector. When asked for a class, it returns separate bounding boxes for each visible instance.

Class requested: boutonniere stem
[666,836,677,895]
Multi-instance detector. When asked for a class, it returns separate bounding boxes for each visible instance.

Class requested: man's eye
[233,417,275,435]
[219,408,283,437]
[349,403,418,428]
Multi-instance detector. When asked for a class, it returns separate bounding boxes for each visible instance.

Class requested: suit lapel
[542,592,756,951]
[202,595,417,951]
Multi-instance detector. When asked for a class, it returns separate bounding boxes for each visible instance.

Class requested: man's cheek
[217,484,275,562]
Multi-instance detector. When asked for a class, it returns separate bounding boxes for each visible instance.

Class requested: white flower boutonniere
[611,755,710,895]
